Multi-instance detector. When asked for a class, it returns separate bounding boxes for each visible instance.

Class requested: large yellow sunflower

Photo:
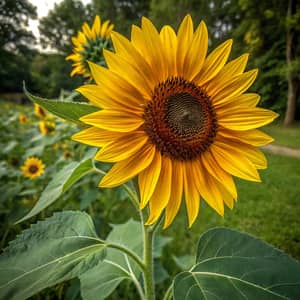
[21,157,45,180]
[66,15,114,78]
[73,15,278,228]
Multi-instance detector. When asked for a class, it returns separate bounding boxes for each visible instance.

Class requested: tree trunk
[284,0,298,126]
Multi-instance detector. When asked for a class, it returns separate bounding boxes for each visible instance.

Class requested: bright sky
[28,0,91,39]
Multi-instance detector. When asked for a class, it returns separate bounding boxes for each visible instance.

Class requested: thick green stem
[143,225,155,300]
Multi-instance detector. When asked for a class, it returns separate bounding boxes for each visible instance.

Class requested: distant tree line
[0,0,299,124]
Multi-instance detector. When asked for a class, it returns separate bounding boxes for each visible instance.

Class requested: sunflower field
[1,0,300,300]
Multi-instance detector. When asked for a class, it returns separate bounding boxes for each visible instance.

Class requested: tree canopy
[39,0,92,53]
[0,0,37,52]
[0,0,37,92]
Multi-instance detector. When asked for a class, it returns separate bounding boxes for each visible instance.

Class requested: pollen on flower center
[143,77,218,161]
[29,165,38,174]
[166,93,206,135]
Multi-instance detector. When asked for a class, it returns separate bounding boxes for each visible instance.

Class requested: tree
[92,0,151,36]
[284,0,300,125]
[230,0,300,124]
[30,54,83,98]
[39,0,92,53]
[0,0,37,52]
[150,0,240,46]
[0,0,37,92]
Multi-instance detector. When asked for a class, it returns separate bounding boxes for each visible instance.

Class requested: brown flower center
[39,107,46,117]
[143,77,218,161]
[29,165,38,174]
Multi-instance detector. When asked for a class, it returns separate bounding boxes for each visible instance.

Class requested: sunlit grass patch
[263,122,300,149]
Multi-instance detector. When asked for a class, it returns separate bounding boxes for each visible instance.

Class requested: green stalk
[143,224,155,300]
[106,242,145,273]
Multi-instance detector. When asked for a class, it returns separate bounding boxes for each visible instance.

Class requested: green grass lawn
[262,122,300,149]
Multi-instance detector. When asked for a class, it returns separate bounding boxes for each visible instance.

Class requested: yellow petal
[217,128,274,146]
[218,184,235,209]
[92,15,101,36]
[99,144,155,188]
[72,127,121,147]
[242,145,267,169]
[201,151,237,199]
[76,85,143,112]
[80,109,143,132]
[95,132,148,162]
[66,53,77,61]
[82,22,92,39]
[163,160,184,228]
[216,137,267,170]
[183,161,201,227]
[214,93,260,108]
[217,107,279,130]
[205,53,248,95]
[193,39,232,85]
[100,20,110,38]
[183,21,208,80]
[70,66,82,77]
[105,24,114,39]
[104,49,153,96]
[194,160,225,216]
[111,31,156,88]
[215,133,268,168]
[139,151,162,209]
[88,62,148,105]
[145,156,172,225]
[131,18,167,80]
[160,25,177,76]
[131,25,149,60]
[211,69,258,102]
[177,14,194,76]
[210,141,261,182]
[140,17,167,81]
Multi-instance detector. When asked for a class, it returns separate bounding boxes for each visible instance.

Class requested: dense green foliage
[0,0,37,93]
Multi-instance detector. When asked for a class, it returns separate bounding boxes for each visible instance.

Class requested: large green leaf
[80,219,143,300]
[17,158,95,223]
[173,227,300,300]
[0,211,105,300]
[24,85,99,126]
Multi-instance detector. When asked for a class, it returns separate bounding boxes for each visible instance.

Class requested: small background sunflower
[66,15,114,79]
[21,157,45,180]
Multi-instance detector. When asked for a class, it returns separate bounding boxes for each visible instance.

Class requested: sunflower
[66,15,114,78]
[18,113,28,124]
[34,104,47,119]
[63,150,73,159]
[39,120,55,135]
[73,15,278,228]
[21,157,45,180]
